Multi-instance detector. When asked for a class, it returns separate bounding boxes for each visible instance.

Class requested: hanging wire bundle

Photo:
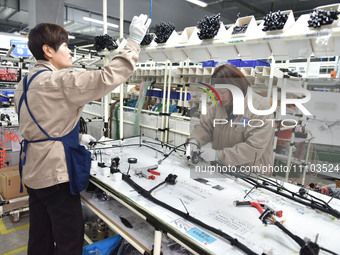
[308,9,340,28]
[141,33,154,46]
[197,13,221,40]
[93,34,118,52]
[154,22,175,43]
[262,11,289,31]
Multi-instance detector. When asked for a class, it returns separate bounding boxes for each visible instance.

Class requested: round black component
[128,158,137,164]
[299,187,307,196]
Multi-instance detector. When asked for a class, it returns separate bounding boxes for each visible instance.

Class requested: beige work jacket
[14,40,140,189]
[191,90,275,172]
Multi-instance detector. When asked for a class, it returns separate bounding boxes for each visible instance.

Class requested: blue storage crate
[83,235,121,255]
[227,59,242,67]
[240,60,270,68]
[0,91,9,102]
[202,60,216,67]
[183,92,191,101]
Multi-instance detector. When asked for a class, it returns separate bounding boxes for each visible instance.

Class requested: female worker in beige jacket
[189,64,275,175]
[14,14,150,255]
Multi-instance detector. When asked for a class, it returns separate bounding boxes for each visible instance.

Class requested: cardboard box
[0,165,28,200]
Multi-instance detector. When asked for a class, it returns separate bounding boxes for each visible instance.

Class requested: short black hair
[28,23,69,61]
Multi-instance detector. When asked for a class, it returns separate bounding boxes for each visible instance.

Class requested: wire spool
[197,13,221,40]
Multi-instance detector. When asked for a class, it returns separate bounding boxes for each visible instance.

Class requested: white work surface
[89,137,340,255]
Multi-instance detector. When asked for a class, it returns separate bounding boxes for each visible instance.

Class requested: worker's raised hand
[186,138,200,164]
[129,14,152,44]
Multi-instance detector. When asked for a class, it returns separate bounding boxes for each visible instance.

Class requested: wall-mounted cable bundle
[154,22,175,43]
[308,9,340,28]
[197,13,221,40]
[262,11,289,31]
[93,34,118,52]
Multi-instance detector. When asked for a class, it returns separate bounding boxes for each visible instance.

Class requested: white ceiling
[1,0,340,47]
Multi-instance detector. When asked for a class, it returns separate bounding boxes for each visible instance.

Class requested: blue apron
[18,70,91,195]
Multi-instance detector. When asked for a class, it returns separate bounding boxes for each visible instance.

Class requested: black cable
[158,141,200,164]
[148,181,166,194]
[245,174,340,218]
[121,173,258,255]
[79,117,87,134]
[274,221,305,247]
[227,169,340,219]
[319,246,338,255]
[142,139,186,153]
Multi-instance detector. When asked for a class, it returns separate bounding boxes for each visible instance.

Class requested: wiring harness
[234,199,337,255]
[141,33,154,45]
[308,9,340,28]
[121,171,258,255]
[94,34,118,52]
[154,22,175,43]
[197,13,221,40]
[262,11,289,31]
[88,139,339,255]
[239,173,340,219]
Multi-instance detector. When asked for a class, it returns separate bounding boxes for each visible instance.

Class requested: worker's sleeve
[217,113,274,166]
[49,40,140,109]
[190,106,216,147]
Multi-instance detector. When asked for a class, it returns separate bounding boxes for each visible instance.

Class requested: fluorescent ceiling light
[185,0,208,7]
[83,17,119,28]
[68,35,75,39]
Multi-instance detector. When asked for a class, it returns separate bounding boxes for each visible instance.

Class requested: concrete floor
[0,212,29,255]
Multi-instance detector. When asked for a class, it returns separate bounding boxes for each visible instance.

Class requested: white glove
[80,134,96,147]
[129,14,152,44]
[200,148,217,163]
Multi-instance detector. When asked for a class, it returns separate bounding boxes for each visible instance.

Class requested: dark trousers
[26,182,84,255]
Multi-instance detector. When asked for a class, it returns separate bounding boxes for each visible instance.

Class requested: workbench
[81,137,340,255]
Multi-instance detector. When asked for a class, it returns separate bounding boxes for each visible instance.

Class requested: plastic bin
[227,59,242,67]
[240,60,270,68]
[0,91,9,102]
[202,60,216,67]
[83,235,121,255]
